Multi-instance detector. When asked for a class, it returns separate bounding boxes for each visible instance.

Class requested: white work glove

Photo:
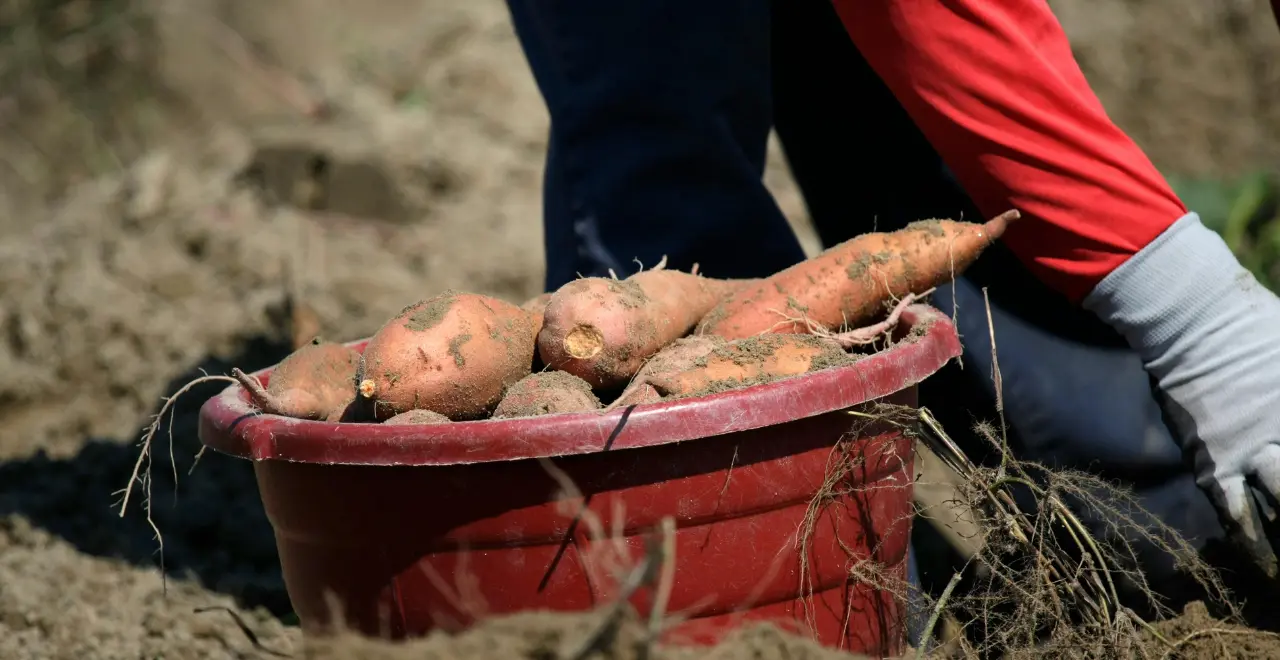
[1083,212,1280,577]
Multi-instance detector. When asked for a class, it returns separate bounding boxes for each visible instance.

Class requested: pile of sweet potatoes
[233,211,1016,425]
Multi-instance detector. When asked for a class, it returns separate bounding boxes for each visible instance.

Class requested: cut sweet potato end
[564,324,605,359]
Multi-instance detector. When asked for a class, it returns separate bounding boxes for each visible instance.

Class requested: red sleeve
[829,0,1188,302]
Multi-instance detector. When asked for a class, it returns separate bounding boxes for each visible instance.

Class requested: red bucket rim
[197,303,960,466]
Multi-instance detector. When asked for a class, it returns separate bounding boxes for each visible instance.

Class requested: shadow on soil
[0,336,296,617]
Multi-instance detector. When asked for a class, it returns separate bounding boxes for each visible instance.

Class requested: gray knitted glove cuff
[1082,211,1278,459]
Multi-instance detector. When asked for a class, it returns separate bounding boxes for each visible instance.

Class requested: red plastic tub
[198,304,961,657]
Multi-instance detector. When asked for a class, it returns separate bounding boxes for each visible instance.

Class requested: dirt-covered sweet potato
[357,291,536,420]
[699,210,1018,340]
[537,269,745,390]
[607,335,724,409]
[492,371,601,419]
[612,334,849,407]
[520,292,554,334]
[231,338,363,420]
[521,292,555,370]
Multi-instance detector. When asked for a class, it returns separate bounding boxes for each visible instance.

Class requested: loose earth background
[0,0,1276,658]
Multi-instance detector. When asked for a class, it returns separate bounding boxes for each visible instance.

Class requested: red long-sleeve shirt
[830,0,1189,303]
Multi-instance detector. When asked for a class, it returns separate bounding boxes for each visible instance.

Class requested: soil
[302,612,878,660]
[404,296,459,334]
[0,0,1276,658]
[1151,601,1280,660]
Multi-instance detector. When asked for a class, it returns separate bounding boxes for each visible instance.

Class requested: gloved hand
[1083,212,1280,577]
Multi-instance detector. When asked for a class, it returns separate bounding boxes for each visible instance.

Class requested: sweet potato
[521,292,554,370]
[357,291,536,420]
[698,210,1019,340]
[384,409,452,425]
[493,371,602,419]
[643,334,849,400]
[538,269,746,390]
[520,292,554,333]
[608,336,725,409]
[231,339,363,420]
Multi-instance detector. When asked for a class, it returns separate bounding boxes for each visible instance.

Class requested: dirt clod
[447,332,473,367]
[1149,601,1280,660]
[406,295,459,333]
[303,611,877,660]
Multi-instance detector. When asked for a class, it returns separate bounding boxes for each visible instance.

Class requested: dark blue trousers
[505,0,1239,629]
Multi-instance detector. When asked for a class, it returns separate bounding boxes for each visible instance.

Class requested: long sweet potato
[232,339,362,420]
[493,371,601,419]
[538,269,746,390]
[357,291,536,420]
[608,336,724,409]
[645,334,850,399]
[698,210,1018,340]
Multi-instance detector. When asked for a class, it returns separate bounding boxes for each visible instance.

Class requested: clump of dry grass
[807,289,1253,659]
[896,403,1235,658]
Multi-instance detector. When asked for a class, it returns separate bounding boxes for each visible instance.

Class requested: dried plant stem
[917,570,963,660]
